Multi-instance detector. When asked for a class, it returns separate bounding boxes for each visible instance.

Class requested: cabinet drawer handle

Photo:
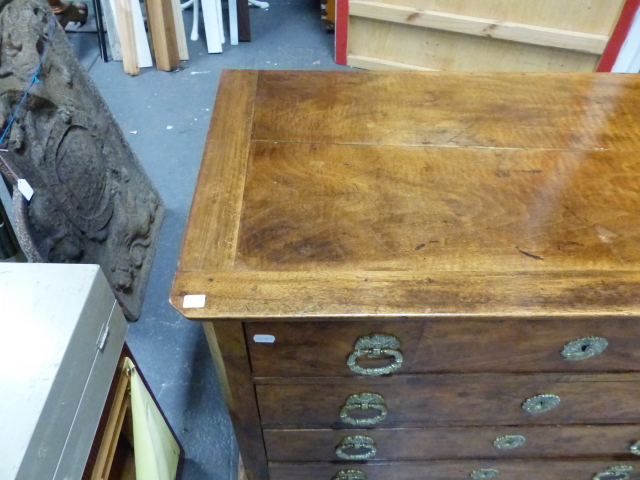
[562,337,609,361]
[332,471,367,480]
[522,394,561,414]
[335,435,377,460]
[631,441,640,456]
[340,393,387,426]
[593,466,633,480]
[493,435,526,450]
[347,334,403,376]
[471,469,499,479]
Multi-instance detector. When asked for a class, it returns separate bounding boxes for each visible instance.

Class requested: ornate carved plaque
[0,0,164,319]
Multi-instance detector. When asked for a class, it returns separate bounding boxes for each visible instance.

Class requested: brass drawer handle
[493,435,526,450]
[562,337,609,361]
[471,469,499,479]
[347,334,403,376]
[631,441,640,456]
[593,466,633,480]
[335,435,377,460]
[522,394,561,414]
[332,471,367,480]
[340,393,387,426]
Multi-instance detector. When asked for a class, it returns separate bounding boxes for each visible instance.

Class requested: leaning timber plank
[102,0,122,60]
[229,0,239,45]
[348,0,610,55]
[238,0,250,41]
[201,0,223,53]
[131,0,153,67]
[146,0,181,70]
[171,0,189,60]
[216,0,225,44]
[348,54,440,71]
[113,0,139,74]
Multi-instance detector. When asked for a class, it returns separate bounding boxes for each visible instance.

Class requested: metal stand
[93,0,109,61]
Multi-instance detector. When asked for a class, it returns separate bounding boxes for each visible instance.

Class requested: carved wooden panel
[0,0,164,319]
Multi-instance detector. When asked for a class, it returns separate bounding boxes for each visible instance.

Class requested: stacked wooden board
[103,0,187,74]
[336,0,628,72]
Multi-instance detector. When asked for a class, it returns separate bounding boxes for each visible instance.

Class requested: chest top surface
[172,70,640,320]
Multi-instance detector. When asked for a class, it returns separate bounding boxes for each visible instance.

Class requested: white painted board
[229,0,238,45]
[216,0,225,44]
[201,0,223,53]
[0,264,127,480]
[131,0,153,68]
[613,6,640,73]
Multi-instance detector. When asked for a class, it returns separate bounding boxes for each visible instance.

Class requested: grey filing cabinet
[0,264,127,480]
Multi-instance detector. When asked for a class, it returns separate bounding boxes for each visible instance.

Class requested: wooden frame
[90,359,133,480]
[336,0,628,71]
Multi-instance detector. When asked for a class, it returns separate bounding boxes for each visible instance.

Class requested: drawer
[268,460,640,480]
[256,374,640,427]
[246,319,640,377]
[264,425,640,462]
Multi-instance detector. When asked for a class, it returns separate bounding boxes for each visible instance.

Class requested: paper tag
[183,294,206,308]
[253,334,275,343]
[17,179,33,201]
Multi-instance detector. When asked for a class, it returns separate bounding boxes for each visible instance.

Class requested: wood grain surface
[264,425,640,461]
[172,71,640,320]
[255,374,640,427]
[268,460,640,480]
[171,270,640,318]
[236,143,640,272]
[251,72,640,149]
[204,322,268,480]
[245,318,640,376]
[178,70,258,273]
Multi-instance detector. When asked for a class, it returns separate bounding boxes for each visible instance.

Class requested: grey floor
[67,3,349,479]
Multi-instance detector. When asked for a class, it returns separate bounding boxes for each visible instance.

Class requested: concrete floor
[67,3,349,479]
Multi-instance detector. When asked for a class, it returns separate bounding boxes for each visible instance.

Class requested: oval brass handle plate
[522,394,561,414]
[493,435,526,450]
[335,435,377,460]
[631,441,640,456]
[593,466,634,480]
[471,469,499,479]
[332,470,367,480]
[562,337,609,361]
[347,334,403,376]
[340,392,388,426]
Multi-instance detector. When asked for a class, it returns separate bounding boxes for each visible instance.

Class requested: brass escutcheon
[335,435,377,460]
[340,393,388,426]
[522,394,561,414]
[562,337,609,361]
[593,465,634,480]
[332,470,367,480]
[347,334,403,376]
[471,469,499,479]
[493,435,526,450]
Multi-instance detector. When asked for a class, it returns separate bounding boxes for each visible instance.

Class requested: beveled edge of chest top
[171,70,640,320]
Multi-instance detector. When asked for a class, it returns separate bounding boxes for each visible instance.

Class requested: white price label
[17,179,33,201]
[183,294,206,308]
[253,334,275,343]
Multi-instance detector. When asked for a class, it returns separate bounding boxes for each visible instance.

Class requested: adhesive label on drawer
[254,334,276,343]
[183,294,206,308]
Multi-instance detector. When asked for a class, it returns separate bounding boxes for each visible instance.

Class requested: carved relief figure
[0,0,164,319]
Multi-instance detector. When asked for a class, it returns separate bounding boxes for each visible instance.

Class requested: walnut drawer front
[246,319,639,377]
[264,425,640,462]
[256,374,640,427]
[268,460,640,480]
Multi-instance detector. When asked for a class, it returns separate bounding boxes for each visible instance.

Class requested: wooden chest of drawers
[172,70,640,480]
